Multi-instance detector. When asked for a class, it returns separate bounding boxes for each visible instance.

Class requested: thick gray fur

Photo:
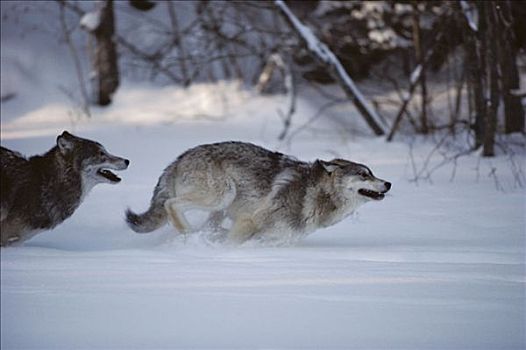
[0,131,129,246]
[126,141,391,244]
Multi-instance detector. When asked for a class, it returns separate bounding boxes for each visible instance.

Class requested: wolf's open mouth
[358,189,384,200]
[97,169,121,183]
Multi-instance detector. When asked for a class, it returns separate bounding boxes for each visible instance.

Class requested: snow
[368,28,397,45]
[410,64,423,85]
[2,85,525,350]
[511,88,526,97]
[1,4,526,349]
[460,0,479,32]
[80,10,101,32]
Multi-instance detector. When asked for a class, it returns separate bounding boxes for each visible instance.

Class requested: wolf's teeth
[97,169,121,182]
[358,188,384,200]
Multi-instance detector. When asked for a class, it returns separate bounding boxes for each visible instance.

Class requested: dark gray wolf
[0,131,129,246]
[126,141,390,244]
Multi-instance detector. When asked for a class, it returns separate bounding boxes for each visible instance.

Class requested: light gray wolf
[0,131,129,246]
[126,141,391,244]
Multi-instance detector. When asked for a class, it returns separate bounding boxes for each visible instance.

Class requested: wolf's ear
[57,131,74,154]
[60,131,73,138]
[315,160,339,174]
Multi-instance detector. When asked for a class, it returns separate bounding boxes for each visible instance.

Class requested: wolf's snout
[112,157,129,170]
[384,181,391,192]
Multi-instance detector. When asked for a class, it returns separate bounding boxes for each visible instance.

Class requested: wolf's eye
[99,151,105,157]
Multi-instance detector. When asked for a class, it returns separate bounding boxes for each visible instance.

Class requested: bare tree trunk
[85,0,119,106]
[274,0,385,136]
[451,66,465,134]
[412,4,428,134]
[464,1,486,149]
[499,0,525,133]
[483,1,499,157]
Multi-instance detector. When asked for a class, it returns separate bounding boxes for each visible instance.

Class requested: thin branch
[166,1,190,86]
[286,98,347,143]
[58,1,90,116]
[278,55,297,140]
[386,28,445,141]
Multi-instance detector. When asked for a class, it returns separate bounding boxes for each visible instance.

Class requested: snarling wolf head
[316,158,391,201]
[56,131,129,184]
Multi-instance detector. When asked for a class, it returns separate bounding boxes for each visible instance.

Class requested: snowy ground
[1,8,525,348]
[2,81,525,349]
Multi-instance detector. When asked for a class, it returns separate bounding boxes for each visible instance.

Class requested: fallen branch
[274,0,385,136]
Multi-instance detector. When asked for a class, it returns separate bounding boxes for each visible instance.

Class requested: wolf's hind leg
[165,177,236,234]
[203,210,226,231]
[164,198,192,234]
[228,216,259,243]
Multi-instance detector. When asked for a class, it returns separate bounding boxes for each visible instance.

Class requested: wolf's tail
[126,177,170,233]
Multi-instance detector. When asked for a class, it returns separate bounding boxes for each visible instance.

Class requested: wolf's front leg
[0,220,25,247]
